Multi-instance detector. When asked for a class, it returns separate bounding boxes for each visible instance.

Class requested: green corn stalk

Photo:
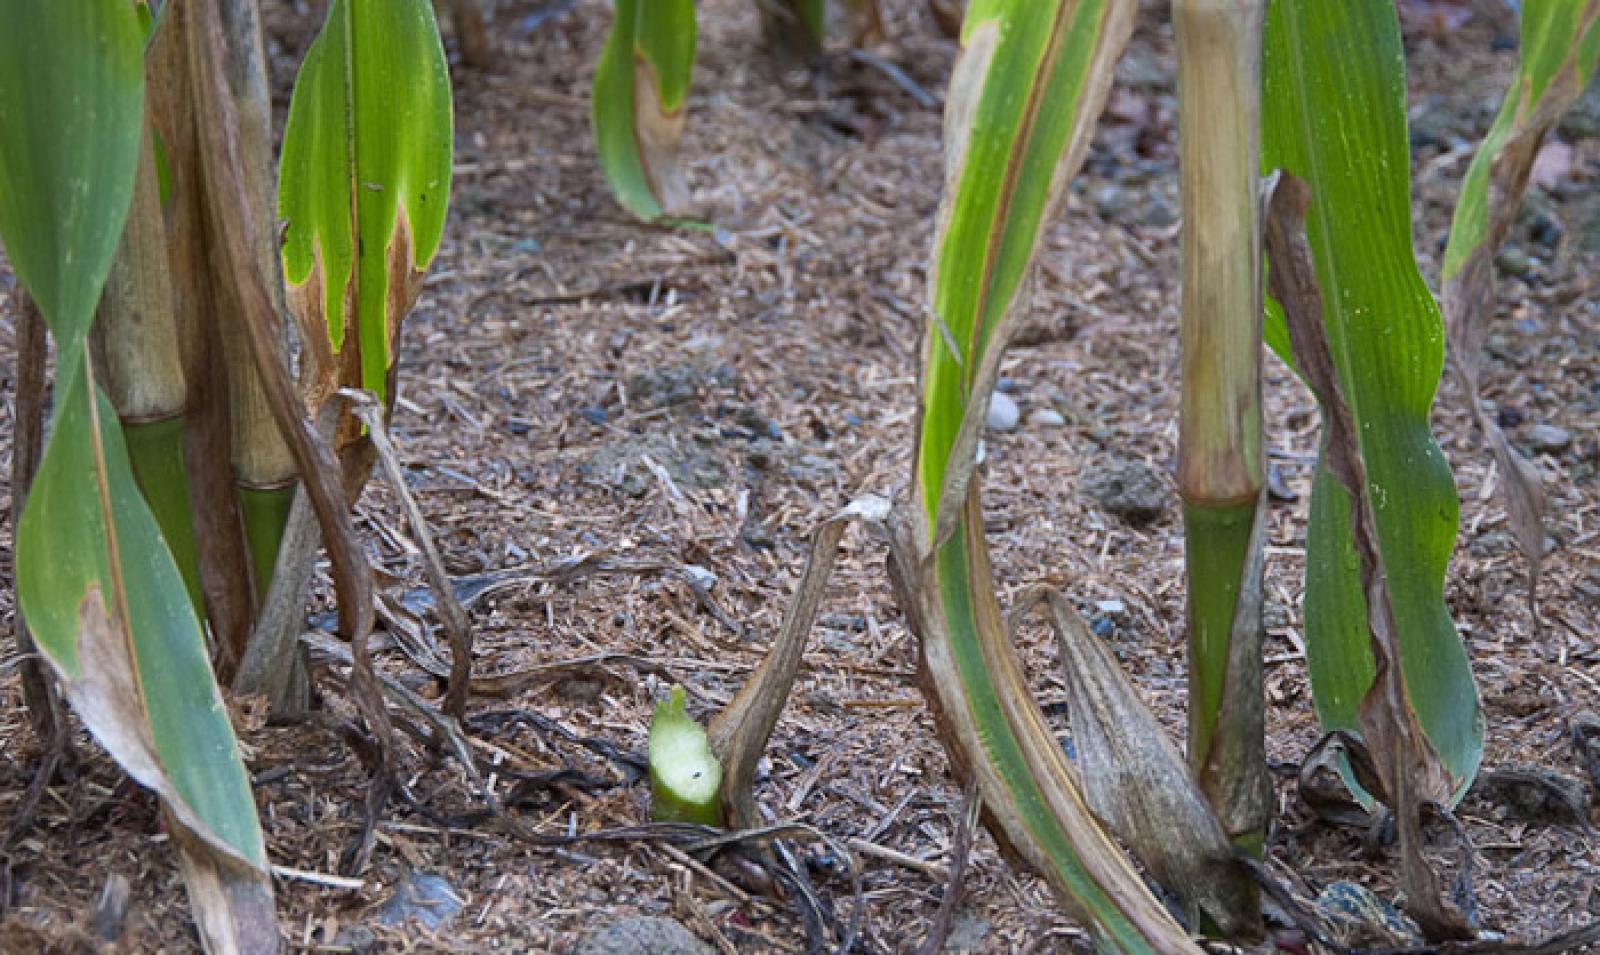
[93,119,205,617]
[0,1,274,949]
[217,0,302,602]
[649,686,723,826]
[592,0,696,221]
[278,0,454,420]
[1261,0,1483,795]
[889,1,1204,950]
[1442,1,1600,629]
[1173,0,1270,860]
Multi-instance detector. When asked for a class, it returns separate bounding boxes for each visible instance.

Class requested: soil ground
[1,1,1598,952]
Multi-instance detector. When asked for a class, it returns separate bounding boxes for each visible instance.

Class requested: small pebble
[1141,195,1179,228]
[1527,423,1571,453]
[986,392,1020,432]
[1093,183,1134,221]
[574,916,716,955]
[1028,408,1066,428]
[374,871,463,931]
[1495,245,1533,277]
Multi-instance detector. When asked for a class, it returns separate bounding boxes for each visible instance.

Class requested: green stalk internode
[125,417,205,617]
[239,484,296,600]
[1182,501,1255,765]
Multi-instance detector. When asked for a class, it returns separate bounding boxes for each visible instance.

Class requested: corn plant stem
[94,122,206,616]
[216,0,299,596]
[1173,0,1269,856]
[239,484,297,601]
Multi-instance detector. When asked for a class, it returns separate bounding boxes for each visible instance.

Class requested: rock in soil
[1314,882,1422,948]
[373,871,464,931]
[1082,456,1169,525]
[1572,713,1600,795]
[1471,766,1590,825]
[580,431,730,497]
[1526,423,1572,454]
[625,363,740,411]
[573,916,717,955]
[945,910,990,951]
[986,392,1020,432]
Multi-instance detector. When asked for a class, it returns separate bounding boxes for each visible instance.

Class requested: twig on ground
[914,777,981,955]
[347,390,476,721]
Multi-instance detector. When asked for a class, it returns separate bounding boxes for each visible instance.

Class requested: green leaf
[592,0,697,221]
[0,0,143,369]
[649,686,723,826]
[278,0,454,405]
[0,0,267,884]
[1261,0,1482,794]
[18,366,265,866]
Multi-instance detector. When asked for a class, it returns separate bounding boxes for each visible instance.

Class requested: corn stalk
[0,1,274,949]
[1173,0,1270,861]
[92,119,206,618]
[1261,0,1483,802]
[1442,1,1600,631]
[592,0,696,221]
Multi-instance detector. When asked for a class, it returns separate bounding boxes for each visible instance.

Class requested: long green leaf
[1261,0,1482,794]
[1442,1,1600,627]
[0,2,273,948]
[592,0,696,221]
[900,2,1201,951]
[278,0,454,407]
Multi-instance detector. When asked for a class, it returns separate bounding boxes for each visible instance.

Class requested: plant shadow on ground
[0,0,1597,951]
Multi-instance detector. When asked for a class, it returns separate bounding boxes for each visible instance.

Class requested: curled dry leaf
[1440,0,1600,632]
[1012,588,1257,939]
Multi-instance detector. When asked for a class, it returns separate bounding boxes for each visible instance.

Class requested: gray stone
[573,916,717,955]
[580,432,729,496]
[373,871,463,931]
[626,363,739,410]
[1093,184,1134,221]
[1028,408,1066,428]
[333,926,377,954]
[945,911,990,952]
[1082,457,1168,525]
[986,392,1020,432]
[1527,423,1572,454]
[1495,245,1533,278]
[1141,195,1179,228]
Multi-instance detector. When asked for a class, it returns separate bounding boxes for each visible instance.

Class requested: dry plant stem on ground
[348,390,476,721]
[1441,0,1600,634]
